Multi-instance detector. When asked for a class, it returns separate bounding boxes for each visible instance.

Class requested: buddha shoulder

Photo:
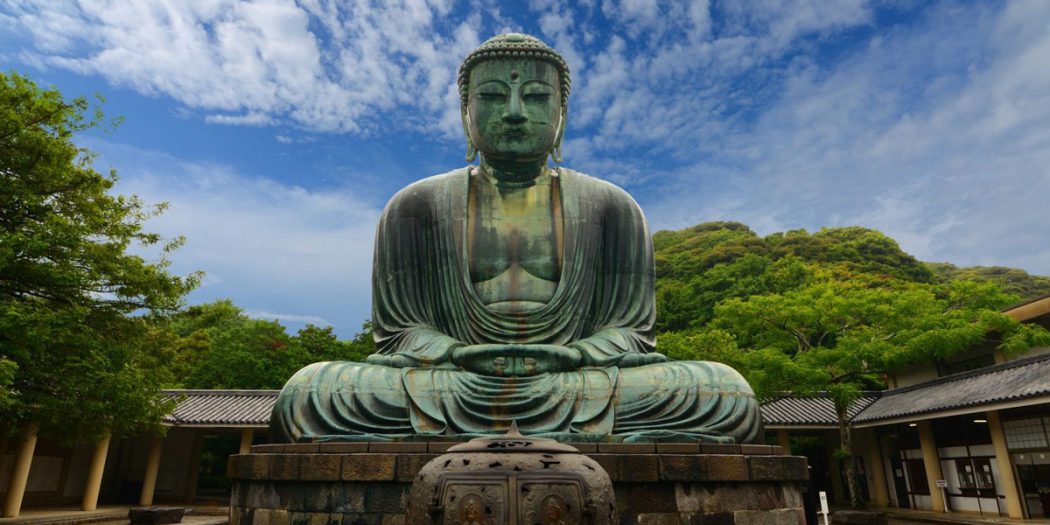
[381,167,471,218]
[562,168,646,217]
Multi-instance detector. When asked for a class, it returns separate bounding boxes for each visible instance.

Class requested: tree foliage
[653,221,1050,508]
[147,300,375,390]
[927,263,1050,300]
[0,71,198,441]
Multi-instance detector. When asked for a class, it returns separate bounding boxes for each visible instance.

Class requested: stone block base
[229,443,807,525]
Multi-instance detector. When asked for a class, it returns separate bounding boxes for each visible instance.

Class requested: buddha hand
[614,352,669,367]
[451,344,583,376]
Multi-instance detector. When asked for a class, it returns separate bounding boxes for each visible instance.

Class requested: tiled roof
[853,352,1050,424]
[760,392,880,427]
[161,389,277,427]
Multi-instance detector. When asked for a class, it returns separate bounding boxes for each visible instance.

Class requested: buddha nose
[503,95,526,123]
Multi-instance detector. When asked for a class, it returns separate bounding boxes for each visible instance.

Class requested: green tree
[927,263,1050,300]
[766,227,934,283]
[656,254,812,332]
[185,317,303,389]
[156,299,376,389]
[0,71,197,442]
[294,322,374,363]
[709,275,1050,508]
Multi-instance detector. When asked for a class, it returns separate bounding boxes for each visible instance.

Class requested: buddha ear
[551,108,567,164]
[461,108,477,162]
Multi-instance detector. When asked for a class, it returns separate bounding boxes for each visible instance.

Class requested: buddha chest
[468,172,562,312]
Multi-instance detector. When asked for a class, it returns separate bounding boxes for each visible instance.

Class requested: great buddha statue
[270,33,761,443]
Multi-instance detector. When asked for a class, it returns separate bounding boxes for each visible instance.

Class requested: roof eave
[162,422,270,429]
[763,424,840,430]
[852,393,1050,428]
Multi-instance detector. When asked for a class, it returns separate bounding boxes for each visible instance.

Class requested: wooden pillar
[183,432,204,504]
[827,430,846,504]
[139,435,164,506]
[239,428,254,455]
[776,429,791,453]
[988,411,1024,518]
[2,422,39,518]
[81,432,111,511]
[917,420,946,512]
[862,429,890,506]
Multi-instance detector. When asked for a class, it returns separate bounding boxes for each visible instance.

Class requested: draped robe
[270,167,761,443]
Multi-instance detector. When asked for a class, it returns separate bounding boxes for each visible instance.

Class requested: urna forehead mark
[468,59,560,90]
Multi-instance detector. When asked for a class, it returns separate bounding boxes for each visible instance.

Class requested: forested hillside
[654,222,1049,333]
[652,221,1050,400]
[926,262,1050,300]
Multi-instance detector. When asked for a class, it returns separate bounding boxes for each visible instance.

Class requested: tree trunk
[837,405,865,509]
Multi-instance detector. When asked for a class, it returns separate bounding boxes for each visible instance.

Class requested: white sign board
[819,491,830,525]
[936,479,948,488]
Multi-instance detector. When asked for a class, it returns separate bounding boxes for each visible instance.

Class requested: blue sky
[2,1,1049,337]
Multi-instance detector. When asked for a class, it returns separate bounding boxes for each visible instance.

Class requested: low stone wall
[228,442,807,525]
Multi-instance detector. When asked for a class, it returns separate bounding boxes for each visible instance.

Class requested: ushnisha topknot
[458,33,571,108]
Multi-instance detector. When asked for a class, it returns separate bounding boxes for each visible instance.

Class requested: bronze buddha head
[458,33,571,164]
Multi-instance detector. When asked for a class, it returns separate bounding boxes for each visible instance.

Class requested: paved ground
[0,507,228,525]
[86,516,226,525]
[877,508,1050,525]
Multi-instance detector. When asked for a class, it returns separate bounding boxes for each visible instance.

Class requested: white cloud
[91,139,381,336]
[642,2,1050,277]
[246,310,332,326]
[3,0,481,135]
[205,111,275,126]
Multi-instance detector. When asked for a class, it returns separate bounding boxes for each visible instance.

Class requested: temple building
[766,294,1050,518]
[2,295,1049,518]
[0,390,274,515]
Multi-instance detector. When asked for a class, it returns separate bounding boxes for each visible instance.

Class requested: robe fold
[369,166,656,366]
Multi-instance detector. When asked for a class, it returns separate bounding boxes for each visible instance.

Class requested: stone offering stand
[228,441,807,525]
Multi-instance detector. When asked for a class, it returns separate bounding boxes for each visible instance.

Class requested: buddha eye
[477,92,505,102]
[523,93,551,103]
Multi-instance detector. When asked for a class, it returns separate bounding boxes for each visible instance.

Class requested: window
[1004,418,1049,449]
[957,459,978,489]
[906,459,930,494]
[955,458,994,490]
[935,354,995,377]
[974,458,995,489]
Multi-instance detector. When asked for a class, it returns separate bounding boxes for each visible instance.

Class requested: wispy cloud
[2,0,482,136]
[92,139,380,336]
[641,3,1050,274]
[205,111,275,126]
[246,310,331,327]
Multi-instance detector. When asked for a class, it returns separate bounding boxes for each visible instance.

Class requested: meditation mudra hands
[367,343,669,376]
[452,345,669,376]
[451,344,580,376]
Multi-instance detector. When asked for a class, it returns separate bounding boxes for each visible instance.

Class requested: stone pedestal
[228,442,807,525]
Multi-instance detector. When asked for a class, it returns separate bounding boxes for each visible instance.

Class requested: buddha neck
[478,155,548,188]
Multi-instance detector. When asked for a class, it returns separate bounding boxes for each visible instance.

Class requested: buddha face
[466,58,563,162]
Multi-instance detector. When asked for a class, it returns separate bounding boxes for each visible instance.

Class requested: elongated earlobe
[551,109,567,164]
[466,140,477,162]
[461,109,477,162]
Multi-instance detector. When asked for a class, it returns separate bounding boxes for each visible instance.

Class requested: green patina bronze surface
[270,34,761,443]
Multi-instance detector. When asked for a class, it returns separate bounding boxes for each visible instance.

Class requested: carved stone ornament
[406,423,616,525]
